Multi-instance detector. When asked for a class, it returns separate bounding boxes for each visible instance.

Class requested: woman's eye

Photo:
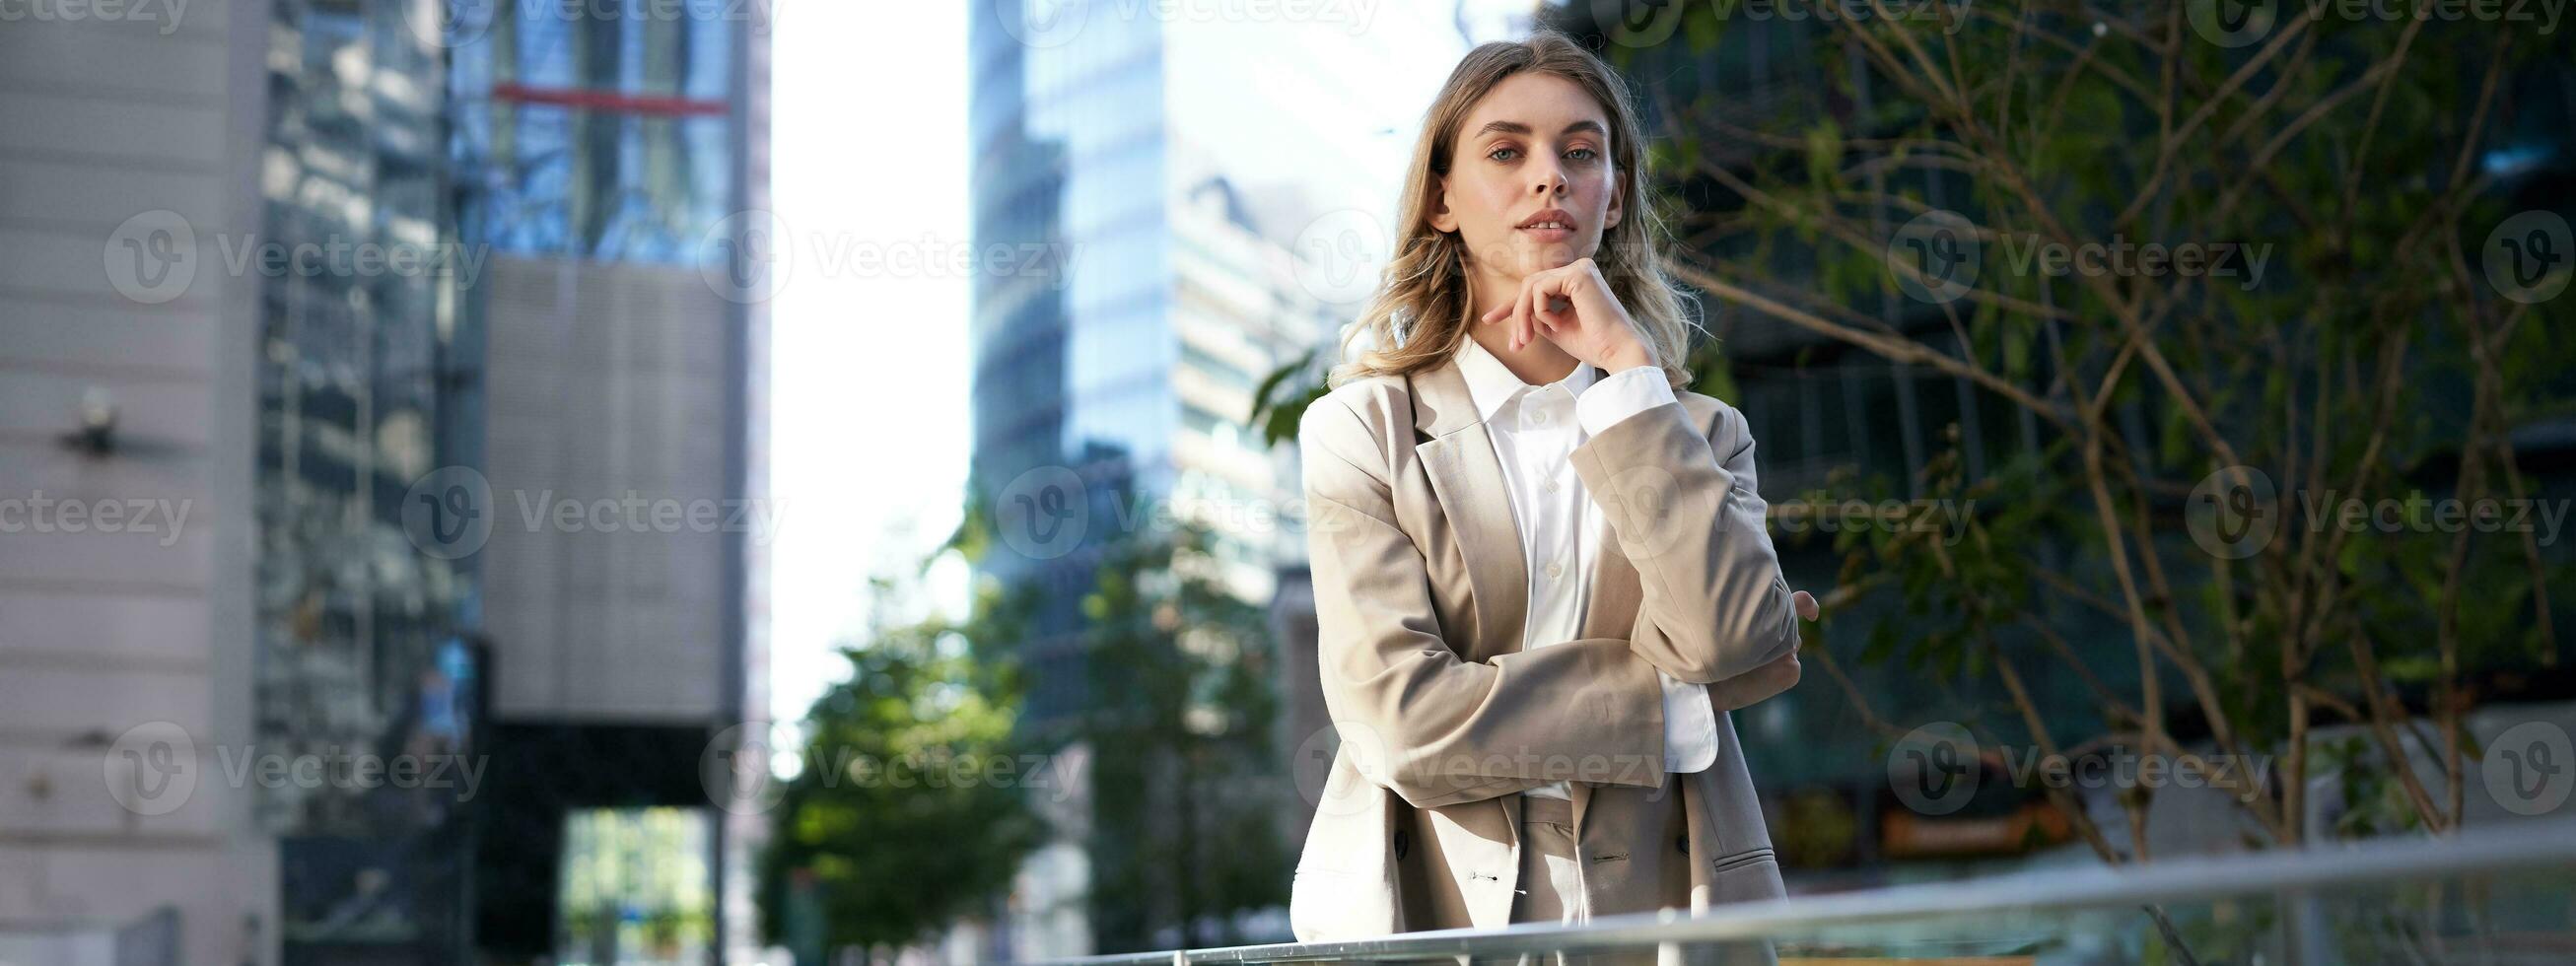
[1494,146,1586,163]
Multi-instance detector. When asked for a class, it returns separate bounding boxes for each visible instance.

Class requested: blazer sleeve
[1569,400,1802,685]
[1301,394,1669,809]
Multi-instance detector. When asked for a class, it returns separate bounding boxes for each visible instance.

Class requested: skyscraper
[0,2,769,963]
[965,4,1470,955]
[446,2,771,962]
[1,1,479,962]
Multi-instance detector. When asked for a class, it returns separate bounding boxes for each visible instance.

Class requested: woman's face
[1430,71,1624,284]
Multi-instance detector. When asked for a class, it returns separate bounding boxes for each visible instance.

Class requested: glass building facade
[969,2,1176,727]
[448,1,737,261]
[443,3,763,962]
[251,0,754,959]
[252,1,481,959]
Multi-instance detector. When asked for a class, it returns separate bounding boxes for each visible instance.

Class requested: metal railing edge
[1039,816,2576,964]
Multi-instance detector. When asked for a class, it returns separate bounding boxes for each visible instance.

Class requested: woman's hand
[1479,257,1657,373]
[1704,589,1820,712]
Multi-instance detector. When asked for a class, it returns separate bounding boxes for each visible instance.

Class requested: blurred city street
[2,1,2573,964]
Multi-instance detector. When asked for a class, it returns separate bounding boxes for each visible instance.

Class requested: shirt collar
[1455,337,1596,423]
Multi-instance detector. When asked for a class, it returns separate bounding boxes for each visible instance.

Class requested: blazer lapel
[1410,359,1528,657]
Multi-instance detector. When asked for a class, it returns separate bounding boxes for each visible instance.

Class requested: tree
[757,578,1048,960]
[1255,6,2572,956]
[1076,522,1291,950]
[1618,0,2569,852]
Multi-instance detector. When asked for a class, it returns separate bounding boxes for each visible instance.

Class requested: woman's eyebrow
[1474,119,1608,139]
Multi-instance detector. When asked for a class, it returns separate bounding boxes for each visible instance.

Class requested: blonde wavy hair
[1331,30,1699,390]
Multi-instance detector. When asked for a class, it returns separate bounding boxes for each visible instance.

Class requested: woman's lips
[1518,225,1575,242]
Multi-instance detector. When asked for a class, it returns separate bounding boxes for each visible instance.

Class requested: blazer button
[1393,828,1411,860]
[1675,834,1690,855]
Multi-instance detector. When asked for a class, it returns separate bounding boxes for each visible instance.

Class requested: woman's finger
[1503,273,1524,353]
[1534,269,1568,332]
[1792,589,1820,621]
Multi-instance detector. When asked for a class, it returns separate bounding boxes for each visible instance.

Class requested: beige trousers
[1498,793,1679,966]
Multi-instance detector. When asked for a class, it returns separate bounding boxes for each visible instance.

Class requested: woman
[1288,30,1819,957]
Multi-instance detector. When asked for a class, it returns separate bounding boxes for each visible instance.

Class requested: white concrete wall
[480,255,740,723]
[0,0,277,963]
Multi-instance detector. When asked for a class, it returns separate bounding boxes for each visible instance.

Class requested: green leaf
[1695,364,1740,404]
[1246,349,1322,448]
[1805,119,1844,188]
[2160,399,2191,467]
[2002,316,2032,380]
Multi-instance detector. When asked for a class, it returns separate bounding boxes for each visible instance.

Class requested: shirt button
[1546,561,1565,580]
[1532,410,1551,425]
[1543,477,1561,493]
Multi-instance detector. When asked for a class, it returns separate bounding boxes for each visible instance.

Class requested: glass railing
[1047,818,2576,964]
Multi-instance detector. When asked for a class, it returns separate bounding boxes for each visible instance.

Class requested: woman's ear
[1604,170,1623,231]
[1427,174,1458,234]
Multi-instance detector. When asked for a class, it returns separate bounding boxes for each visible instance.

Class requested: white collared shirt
[1454,337,1717,801]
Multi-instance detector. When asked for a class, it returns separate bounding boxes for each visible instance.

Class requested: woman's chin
[1517,242,1590,276]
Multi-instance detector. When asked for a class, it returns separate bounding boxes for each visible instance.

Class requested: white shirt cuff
[1660,671,1719,773]
[1576,366,1678,437]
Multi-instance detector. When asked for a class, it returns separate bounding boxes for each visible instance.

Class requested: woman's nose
[1532,163,1566,196]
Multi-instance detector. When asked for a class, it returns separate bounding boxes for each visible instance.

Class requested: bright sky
[767,3,975,724]
[767,2,1538,725]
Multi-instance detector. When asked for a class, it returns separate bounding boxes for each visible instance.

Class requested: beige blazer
[1288,354,1802,944]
